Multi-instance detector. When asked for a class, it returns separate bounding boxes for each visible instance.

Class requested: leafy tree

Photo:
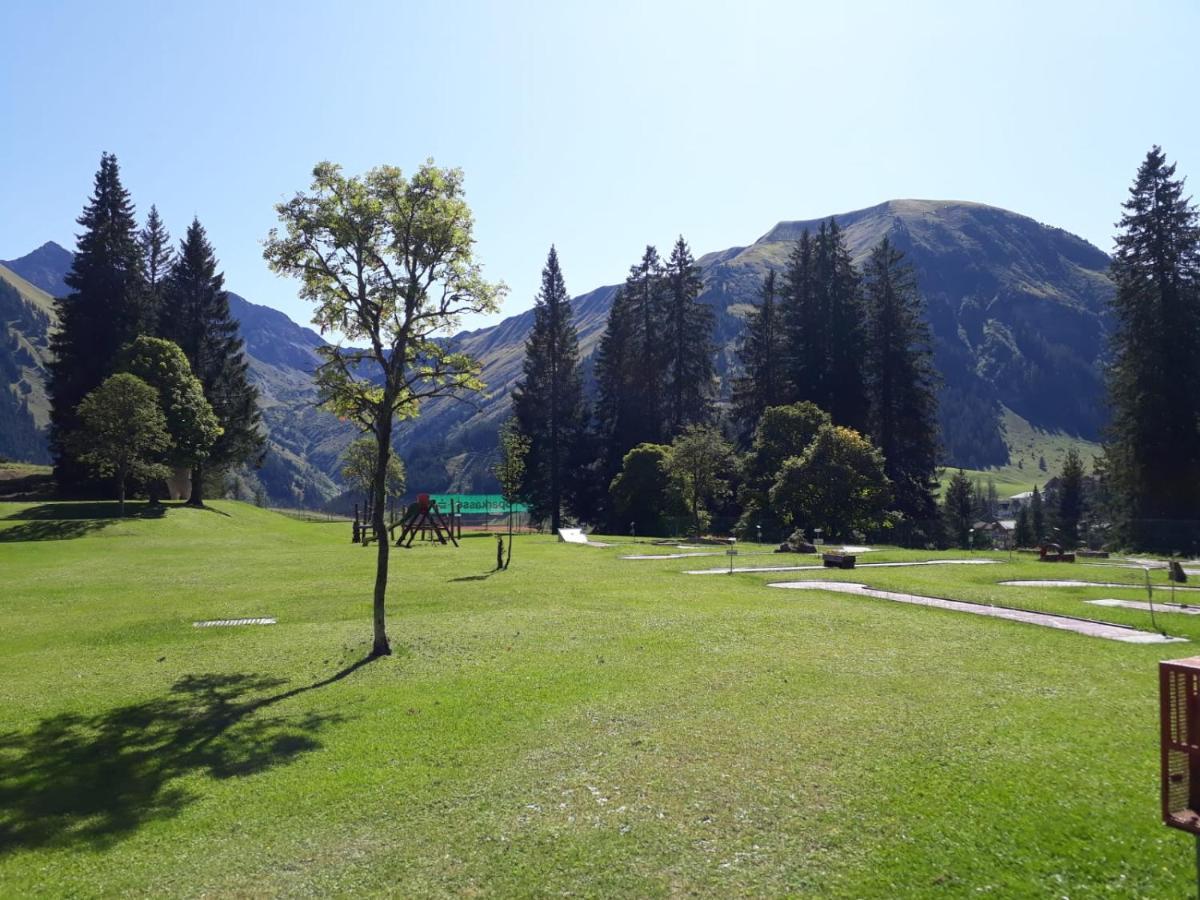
[942,469,974,549]
[666,424,734,536]
[861,237,940,531]
[162,218,264,506]
[662,236,715,434]
[49,153,152,491]
[732,270,787,444]
[1056,448,1086,547]
[770,425,891,540]
[140,204,174,318]
[511,246,585,532]
[1014,506,1034,548]
[609,444,685,537]
[493,420,529,569]
[1030,484,1045,544]
[264,161,504,656]
[340,436,406,505]
[737,401,830,540]
[118,336,221,485]
[73,373,170,516]
[1105,146,1200,551]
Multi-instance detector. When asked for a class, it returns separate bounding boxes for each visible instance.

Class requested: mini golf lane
[1087,599,1200,615]
[768,581,1186,644]
[685,558,1000,575]
[1000,579,1200,592]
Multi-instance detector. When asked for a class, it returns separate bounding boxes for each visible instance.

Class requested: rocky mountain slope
[0,200,1114,505]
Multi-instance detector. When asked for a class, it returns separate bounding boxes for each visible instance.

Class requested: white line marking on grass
[193,618,277,627]
[685,558,1001,575]
[1087,599,1200,615]
[769,581,1186,643]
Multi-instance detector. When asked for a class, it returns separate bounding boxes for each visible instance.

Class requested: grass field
[939,407,1102,498]
[0,500,1195,896]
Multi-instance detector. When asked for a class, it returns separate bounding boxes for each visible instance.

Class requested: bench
[822,553,856,569]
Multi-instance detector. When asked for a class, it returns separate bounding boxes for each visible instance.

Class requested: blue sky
[2,0,1198,332]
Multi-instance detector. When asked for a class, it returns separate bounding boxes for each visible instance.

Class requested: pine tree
[732,270,787,444]
[1030,484,1045,544]
[942,469,974,549]
[1014,506,1033,548]
[1056,448,1086,548]
[782,229,820,406]
[861,237,940,532]
[824,219,869,430]
[140,204,174,324]
[1106,146,1200,552]
[626,245,667,442]
[511,246,586,532]
[162,218,263,505]
[662,236,715,434]
[594,287,640,498]
[49,153,151,492]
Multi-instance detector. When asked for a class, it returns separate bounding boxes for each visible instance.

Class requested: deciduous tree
[264,160,504,656]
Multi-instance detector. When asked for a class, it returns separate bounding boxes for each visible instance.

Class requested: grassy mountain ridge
[0,199,1115,504]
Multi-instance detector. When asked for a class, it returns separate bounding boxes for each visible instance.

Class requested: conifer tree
[594,287,640,497]
[162,218,263,505]
[824,220,869,430]
[732,270,787,444]
[782,229,820,405]
[1014,506,1034,548]
[862,237,940,532]
[49,153,152,491]
[1106,146,1200,551]
[625,245,667,442]
[140,204,174,323]
[1030,484,1045,544]
[511,246,586,532]
[1056,448,1086,548]
[662,236,715,434]
[942,469,974,549]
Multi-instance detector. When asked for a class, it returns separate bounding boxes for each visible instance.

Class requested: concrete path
[685,558,1000,575]
[1000,579,1200,592]
[622,551,725,560]
[1087,598,1200,615]
[769,581,1185,643]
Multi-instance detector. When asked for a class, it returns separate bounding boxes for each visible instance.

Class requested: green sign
[428,494,528,515]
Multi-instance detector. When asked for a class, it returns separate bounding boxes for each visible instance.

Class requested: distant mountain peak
[1,241,74,298]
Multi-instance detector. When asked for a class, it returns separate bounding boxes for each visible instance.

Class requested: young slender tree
[340,437,407,508]
[140,204,174,323]
[73,373,171,516]
[666,424,734,536]
[264,161,504,656]
[49,153,151,491]
[1105,146,1200,551]
[732,270,787,444]
[862,237,941,533]
[662,237,715,434]
[493,420,530,569]
[511,246,585,532]
[162,218,263,506]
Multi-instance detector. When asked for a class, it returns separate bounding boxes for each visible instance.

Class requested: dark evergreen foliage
[511,246,586,531]
[942,468,973,548]
[862,237,940,531]
[1105,146,1200,552]
[140,204,174,324]
[1030,484,1045,544]
[1056,448,1086,547]
[662,237,715,433]
[48,153,151,491]
[161,218,263,505]
[732,270,787,444]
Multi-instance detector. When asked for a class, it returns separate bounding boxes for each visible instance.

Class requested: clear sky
[2,0,1198,333]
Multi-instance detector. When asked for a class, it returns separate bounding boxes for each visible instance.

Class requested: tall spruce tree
[943,469,974,549]
[1056,448,1086,547]
[662,236,715,434]
[140,204,174,324]
[782,229,820,405]
[732,270,787,444]
[511,246,586,532]
[162,218,263,505]
[594,287,640,501]
[862,237,940,532]
[1106,146,1200,552]
[49,153,151,491]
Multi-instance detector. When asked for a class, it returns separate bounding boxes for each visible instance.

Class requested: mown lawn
[0,501,1194,896]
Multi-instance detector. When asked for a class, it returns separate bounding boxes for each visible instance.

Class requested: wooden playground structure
[351,493,534,548]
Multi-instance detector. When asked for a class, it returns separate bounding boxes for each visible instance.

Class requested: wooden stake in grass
[265,162,504,656]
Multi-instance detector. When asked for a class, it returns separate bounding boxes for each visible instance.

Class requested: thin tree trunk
[187,462,204,507]
[117,472,126,517]
[371,411,393,657]
[505,505,514,569]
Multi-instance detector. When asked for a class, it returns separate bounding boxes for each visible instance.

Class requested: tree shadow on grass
[0,657,375,853]
[0,502,171,542]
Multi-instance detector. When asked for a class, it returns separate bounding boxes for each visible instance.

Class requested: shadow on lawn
[0,657,375,853]
[0,502,168,542]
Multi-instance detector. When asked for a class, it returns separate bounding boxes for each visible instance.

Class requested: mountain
[0,199,1115,505]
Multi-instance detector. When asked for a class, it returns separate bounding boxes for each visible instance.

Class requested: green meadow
[0,500,1194,896]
